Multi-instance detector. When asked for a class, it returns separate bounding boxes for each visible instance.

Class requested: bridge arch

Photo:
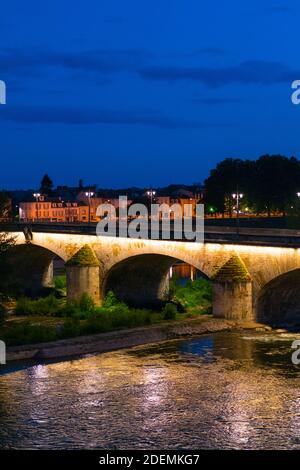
[3,243,64,297]
[14,234,69,261]
[103,253,209,308]
[257,268,300,326]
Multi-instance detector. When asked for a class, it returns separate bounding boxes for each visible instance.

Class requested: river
[0,330,300,449]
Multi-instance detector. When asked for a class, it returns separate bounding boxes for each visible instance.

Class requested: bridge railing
[3,221,300,247]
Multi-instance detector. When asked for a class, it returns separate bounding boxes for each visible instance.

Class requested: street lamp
[232,192,243,237]
[85,190,94,225]
[147,190,156,204]
[33,192,41,222]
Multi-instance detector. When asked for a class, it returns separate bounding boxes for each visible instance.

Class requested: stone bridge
[6,230,300,323]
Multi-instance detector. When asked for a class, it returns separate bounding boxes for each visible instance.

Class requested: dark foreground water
[1,330,300,449]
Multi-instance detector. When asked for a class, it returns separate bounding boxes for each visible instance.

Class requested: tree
[0,231,16,297]
[204,158,256,216]
[0,191,11,220]
[204,155,300,217]
[0,192,16,295]
[253,155,300,216]
[40,174,53,195]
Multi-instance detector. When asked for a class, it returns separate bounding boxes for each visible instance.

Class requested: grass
[0,277,213,347]
[15,295,62,316]
[1,305,167,346]
[170,276,212,314]
[65,245,99,266]
[54,275,66,290]
[211,254,250,282]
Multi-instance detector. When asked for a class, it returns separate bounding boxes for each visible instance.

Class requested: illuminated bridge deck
[4,222,300,248]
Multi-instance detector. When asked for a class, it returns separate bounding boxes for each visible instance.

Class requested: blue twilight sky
[1,0,300,189]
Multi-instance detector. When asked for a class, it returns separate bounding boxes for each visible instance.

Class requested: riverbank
[6,316,270,362]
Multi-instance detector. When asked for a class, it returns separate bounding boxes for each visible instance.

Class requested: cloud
[0,48,153,75]
[139,60,299,87]
[166,48,226,59]
[0,105,201,129]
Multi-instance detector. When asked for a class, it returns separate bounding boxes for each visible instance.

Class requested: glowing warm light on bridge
[13,231,300,264]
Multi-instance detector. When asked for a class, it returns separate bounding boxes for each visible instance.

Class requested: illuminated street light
[85,190,94,225]
[33,192,41,222]
[232,192,244,238]
[147,190,156,204]
[147,189,156,204]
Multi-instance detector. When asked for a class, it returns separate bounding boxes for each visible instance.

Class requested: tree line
[204,154,300,216]
[2,156,300,220]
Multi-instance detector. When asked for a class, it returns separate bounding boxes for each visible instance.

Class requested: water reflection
[0,331,300,449]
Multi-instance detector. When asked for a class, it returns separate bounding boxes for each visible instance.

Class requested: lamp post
[33,192,41,222]
[147,189,156,205]
[232,192,243,238]
[147,190,156,222]
[296,193,300,216]
[85,190,94,225]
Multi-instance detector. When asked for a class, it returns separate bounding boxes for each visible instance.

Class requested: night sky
[1,1,300,189]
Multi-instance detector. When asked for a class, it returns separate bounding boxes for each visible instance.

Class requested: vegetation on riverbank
[0,275,212,346]
[170,276,212,313]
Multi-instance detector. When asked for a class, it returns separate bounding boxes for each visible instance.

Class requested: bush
[103,291,119,308]
[57,300,82,318]
[162,302,178,320]
[83,311,113,335]
[170,277,212,310]
[15,297,32,316]
[59,318,81,339]
[15,295,60,316]
[54,275,67,297]
[3,321,57,346]
[54,275,66,290]
[79,293,95,313]
[0,303,7,325]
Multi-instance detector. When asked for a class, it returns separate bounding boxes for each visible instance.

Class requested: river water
[1,330,300,449]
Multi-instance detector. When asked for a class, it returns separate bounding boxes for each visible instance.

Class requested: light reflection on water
[1,331,300,449]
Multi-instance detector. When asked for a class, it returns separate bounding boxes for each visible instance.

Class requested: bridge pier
[65,245,101,305]
[212,254,253,321]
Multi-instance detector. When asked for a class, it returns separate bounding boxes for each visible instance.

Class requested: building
[18,184,203,223]
[19,195,89,222]
[19,193,132,223]
[77,192,132,221]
